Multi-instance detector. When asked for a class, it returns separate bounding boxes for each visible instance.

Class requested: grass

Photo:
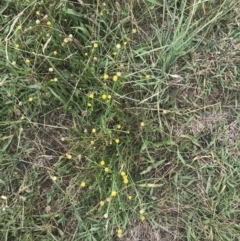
[1,0,240,240]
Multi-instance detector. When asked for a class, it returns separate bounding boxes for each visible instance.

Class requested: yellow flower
[117,229,123,238]
[103,213,108,218]
[116,43,121,49]
[103,74,109,80]
[17,25,22,30]
[64,38,68,43]
[140,215,145,221]
[132,28,137,33]
[123,41,127,45]
[107,95,111,99]
[111,191,117,197]
[140,122,145,127]
[15,44,20,48]
[120,63,124,68]
[28,97,33,102]
[36,11,40,15]
[87,103,92,107]
[53,51,57,55]
[113,52,117,56]
[49,68,53,72]
[80,181,86,187]
[115,138,120,144]
[36,20,40,24]
[53,78,58,82]
[92,128,96,133]
[50,176,57,181]
[112,75,118,82]
[99,11,103,16]
[20,115,25,120]
[84,52,88,56]
[146,74,151,79]
[66,154,72,159]
[116,72,121,77]
[104,167,109,173]
[100,201,104,206]
[100,160,105,166]
[47,21,51,26]
[90,140,95,145]
[123,179,128,184]
[93,43,98,48]
[120,171,126,176]
[128,195,132,200]
[25,59,30,64]
[88,93,94,99]
[102,94,107,100]
[117,124,121,129]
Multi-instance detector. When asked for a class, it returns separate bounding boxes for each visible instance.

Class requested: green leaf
[140,159,165,175]
[147,0,161,6]
[177,150,186,165]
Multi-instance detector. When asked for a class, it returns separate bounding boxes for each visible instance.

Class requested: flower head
[123,177,129,184]
[92,128,96,133]
[47,21,51,26]
[115,138,120,144]
[66,154,72,159]
[120,171,126,176]
[28,97,33,102]
[117,229,123,238]
[25,59,30,64]
[128,195,132,200]
[50,176,57,181]
[111,191,117,197]
[132,28,137,33]
[88,93,94,99]
[93,43,98,48]
[140,215,145,221]
[112,75,118,82]
[17,25,22,30]
[100,201,105,206]
[100,160,105,166]
[36,20,40,24]
[80,181,86,187]
[102,94,107,100]
[53,51,57,55]
[116,43,121,49]
[103,74,109,80]
[15,44,20,48]
[104,167,109,173]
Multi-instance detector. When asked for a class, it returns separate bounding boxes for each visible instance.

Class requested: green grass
[1,0,240,240]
